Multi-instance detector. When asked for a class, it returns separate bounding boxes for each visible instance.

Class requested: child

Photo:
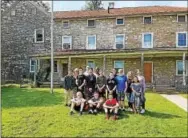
[115,69,127,111]
[103,94,119,120]
[96,70,106,98]
[76,67,86,96]
[64,70,75,106]
[130,76,142,113]
[70,92,86,116]
[106,72,117,99]
[88,92,103,115]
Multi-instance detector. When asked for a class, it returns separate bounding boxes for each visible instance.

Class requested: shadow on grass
[142,110,182,119]
[2,88,64,109]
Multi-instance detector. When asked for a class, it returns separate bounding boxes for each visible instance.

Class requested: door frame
[144,61,153,83]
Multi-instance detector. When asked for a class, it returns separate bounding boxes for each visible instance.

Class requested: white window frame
[177,14,187,22]
[176,60,188,76]
[114,34,125,49]
[62,20,69,28]
[86,60,95,69]
[176,32,188,47]
[143,16,152,24]
[86,35,96,50]
[116,18,124,25]
[34,28,44,43]
[114,60,125,73]
[87,19,96,27]
[62,36,72,50]
[30,59,40,73]
[142,32,153,48]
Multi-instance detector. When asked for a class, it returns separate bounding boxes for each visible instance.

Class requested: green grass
[2,88,187,137]
[180,93,188,99]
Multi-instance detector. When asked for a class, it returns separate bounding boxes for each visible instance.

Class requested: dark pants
[45,72,50,81]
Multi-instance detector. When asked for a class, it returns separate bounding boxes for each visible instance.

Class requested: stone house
[1,3,188,89]
[1,1,51,82]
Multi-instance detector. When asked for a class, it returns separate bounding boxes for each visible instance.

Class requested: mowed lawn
[180,93,188,99]
[2,87,187,137]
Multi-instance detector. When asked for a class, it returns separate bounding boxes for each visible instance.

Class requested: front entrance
[62,63,68,77]
[144,62,153,83]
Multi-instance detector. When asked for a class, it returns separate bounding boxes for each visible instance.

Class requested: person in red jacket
[103,94,119,120]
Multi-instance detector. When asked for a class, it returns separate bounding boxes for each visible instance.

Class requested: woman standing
[135,69,146,114]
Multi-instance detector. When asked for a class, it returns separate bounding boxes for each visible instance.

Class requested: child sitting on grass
[88,92,103,115]
[103,94,119,120]
[130,76,142,113]
[70,92,86,116]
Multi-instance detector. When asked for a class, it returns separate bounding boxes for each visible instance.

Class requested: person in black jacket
[85,68,96,101]
[64,70,76,106]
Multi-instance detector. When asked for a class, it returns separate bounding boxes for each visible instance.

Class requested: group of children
[64,66,146,120]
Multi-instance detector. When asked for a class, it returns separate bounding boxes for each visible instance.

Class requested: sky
[43,1,187,11]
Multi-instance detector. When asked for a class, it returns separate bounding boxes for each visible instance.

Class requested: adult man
[106,72,117,99]
[115,69,127,111]
[76,67,86,96]
[96,70,106,98]
[85,68,96,101]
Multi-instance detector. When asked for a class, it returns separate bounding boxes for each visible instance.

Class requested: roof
[54,6,188,19]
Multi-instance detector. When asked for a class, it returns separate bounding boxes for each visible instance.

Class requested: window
[54,61,58,72]
[34,28,44,43]
[87,35,96,49]
[116,18,124,25]
[143,16,152,24]
[142,33,153,48]
[62,36,72,49]
[87,60,95,69]
[114,60,124,72]
[176,60,188,76]
[11,10,15,16]
[115,34,125,49]
[30,59,40,72]
[176,32,187,47]
[87,20,95,27]
[177,15,187,22]
[63,21,69,28]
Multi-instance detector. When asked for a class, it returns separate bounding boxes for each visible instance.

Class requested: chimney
[109,2,114,9]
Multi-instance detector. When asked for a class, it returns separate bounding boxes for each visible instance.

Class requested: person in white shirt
[84,66,90,76]
[70,91,86,116]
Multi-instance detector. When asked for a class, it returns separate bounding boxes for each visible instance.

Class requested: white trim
[87,19,96,27]
[116,18,124,25]
[144,61,153,83]
[176,60,188,76]
[142,32,153,48]
[114,60,125,73]
[176,32,188,47]
[86,35,96,50]
[62,20,69,28]
[177,14,187,22]
[54,60,58,73]
[114,34,125,49]
[34,28,44,43]
[143,15,152,24]
[62,36,72,50]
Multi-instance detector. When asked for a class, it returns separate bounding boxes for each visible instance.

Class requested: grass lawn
[180,93,188,99]
[2,87,187,137]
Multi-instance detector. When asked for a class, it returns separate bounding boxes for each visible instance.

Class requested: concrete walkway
[161,94,187,112]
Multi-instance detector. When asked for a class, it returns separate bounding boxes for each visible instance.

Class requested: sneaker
[88,109,93,114]
[140,109,145,114]
[93,109,98,115]
[70,111,74,115]
[79,111,83,116]
[112,115,117,120]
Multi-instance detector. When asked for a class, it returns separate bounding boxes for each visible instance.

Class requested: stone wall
[54,14,187,51]
[1,1,50,82]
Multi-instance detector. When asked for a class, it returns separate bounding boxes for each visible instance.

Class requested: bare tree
[82,0,104,10]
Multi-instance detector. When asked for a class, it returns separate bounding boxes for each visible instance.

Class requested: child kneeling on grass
[88,92,103,115]
[70,92,86,116]
[103,94,119,120]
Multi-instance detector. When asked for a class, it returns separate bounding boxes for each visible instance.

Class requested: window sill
[87,26,96,28]
[116,24,124,26]
[33,41,44,44]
